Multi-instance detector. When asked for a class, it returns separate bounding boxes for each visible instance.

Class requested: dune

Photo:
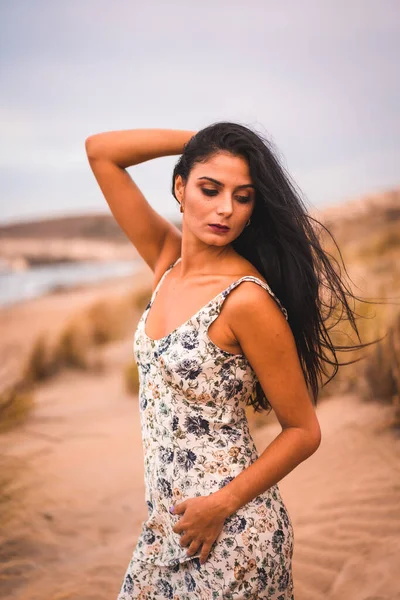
[0,308,398,599]
[0,263,152,392]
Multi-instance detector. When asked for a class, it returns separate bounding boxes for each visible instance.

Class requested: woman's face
[175,151,255,247]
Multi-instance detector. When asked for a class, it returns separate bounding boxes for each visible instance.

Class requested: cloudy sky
[0,0,399,225]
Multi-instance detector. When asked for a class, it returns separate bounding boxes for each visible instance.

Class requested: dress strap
[216,275,289,321]
[149,256,181,307]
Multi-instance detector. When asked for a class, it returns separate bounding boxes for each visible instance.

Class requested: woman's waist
[145,450,259,502]
[135,481,292,566]
[143,436,259,474]
[144,459,260,521]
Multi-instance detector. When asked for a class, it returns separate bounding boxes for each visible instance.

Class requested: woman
[85,123,364,599]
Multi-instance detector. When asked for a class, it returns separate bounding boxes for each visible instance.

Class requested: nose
[216,192,234,217]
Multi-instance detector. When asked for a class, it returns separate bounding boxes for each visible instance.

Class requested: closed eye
[201,188,251,204]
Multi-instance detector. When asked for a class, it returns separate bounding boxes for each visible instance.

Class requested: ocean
[0,259,141,307]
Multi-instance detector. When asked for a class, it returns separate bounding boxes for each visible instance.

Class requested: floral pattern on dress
[118,257,294,599]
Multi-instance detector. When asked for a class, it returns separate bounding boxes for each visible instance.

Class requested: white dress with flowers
[117,257,294,600]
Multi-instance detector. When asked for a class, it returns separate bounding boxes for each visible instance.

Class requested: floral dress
[117,257,294,600]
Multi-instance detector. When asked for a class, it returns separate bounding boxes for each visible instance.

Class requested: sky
[0,0,399,225]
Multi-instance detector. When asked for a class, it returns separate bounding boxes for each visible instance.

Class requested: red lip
[209,223,230,230]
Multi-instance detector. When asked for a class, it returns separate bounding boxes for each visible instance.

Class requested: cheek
[186,192,210,220]
[247,201,255,218]
[238,204,254,223]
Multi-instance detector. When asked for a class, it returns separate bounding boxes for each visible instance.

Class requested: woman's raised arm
[85,129,196,272]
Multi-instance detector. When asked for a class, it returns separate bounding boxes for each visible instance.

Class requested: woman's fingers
[199,542,213,564]
[179,533,202,555]
[179,532,192,547]
[179,533,214,562]
[186,539,202,556]
[172,521,184,535]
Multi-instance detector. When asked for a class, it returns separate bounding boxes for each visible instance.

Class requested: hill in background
[0,188,398,272]
[0,213,134,243]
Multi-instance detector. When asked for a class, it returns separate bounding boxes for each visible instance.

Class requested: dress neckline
[143,257,270,344]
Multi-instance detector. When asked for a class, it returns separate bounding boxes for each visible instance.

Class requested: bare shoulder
[228,255,268,284]
[223,257,288,326]
[227,279,286,321]
[228,256,275,301]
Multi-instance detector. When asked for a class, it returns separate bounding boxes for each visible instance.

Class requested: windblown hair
[171,122,375,413]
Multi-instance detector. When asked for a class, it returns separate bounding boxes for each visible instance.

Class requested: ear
[174,174,185,203]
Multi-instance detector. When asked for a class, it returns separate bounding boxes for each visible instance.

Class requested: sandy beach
[1,269,399,600]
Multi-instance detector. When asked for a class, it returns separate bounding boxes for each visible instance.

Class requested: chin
[205,234,233,246]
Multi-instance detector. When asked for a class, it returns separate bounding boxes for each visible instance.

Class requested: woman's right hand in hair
[85,129,195,273]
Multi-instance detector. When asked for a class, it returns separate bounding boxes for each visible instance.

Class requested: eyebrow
[197,176,255,191]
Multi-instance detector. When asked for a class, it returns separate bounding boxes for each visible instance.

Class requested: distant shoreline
[0,257,144,308]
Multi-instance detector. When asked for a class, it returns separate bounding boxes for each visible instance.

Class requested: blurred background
[0,1,399,599]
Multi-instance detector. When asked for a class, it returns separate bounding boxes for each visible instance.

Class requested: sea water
[0,259,141,307]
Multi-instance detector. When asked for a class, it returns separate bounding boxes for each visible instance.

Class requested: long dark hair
[171,121,376,413]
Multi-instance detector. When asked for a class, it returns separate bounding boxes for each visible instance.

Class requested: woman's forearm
[85,128,197,168]
[213,427,320,517]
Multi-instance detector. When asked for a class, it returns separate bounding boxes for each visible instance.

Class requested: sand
[0,274,399,600]
[0,264,152,391]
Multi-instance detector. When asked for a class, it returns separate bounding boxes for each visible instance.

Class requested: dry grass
[23,321,92,384]
[22,334,54,381]
[317,288,393,399]
[0,286,153,592]
[2,283,152,432]
[54,321,92,369]
[22,286,151,385]
[373,229,400,256]
[316,192,400,415]
[87,295,141,345]
[124,360,140,395]
[0,380,34,433]
[131,287,151,313]
[0,455,35,597]
[363,310,400,426]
